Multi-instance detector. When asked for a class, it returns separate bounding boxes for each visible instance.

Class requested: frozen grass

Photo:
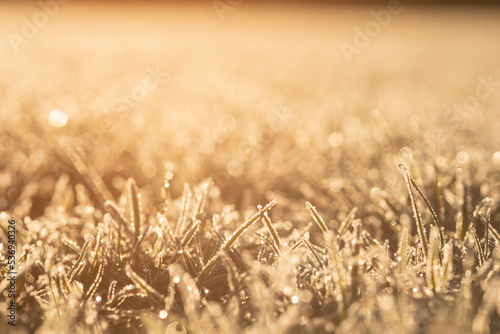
[2,154,500,334]
[1,3,500,334]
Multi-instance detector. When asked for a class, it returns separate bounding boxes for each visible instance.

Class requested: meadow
[1,2,500,333]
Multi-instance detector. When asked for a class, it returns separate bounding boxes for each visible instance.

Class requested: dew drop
[493,151,500,164]
[49,109,68,128]
[328,133,343,148]
[159,310,168,319]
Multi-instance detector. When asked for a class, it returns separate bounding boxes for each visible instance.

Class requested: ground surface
[1,2,500,333]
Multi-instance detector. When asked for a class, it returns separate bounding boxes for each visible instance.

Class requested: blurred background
[1,0,500,227]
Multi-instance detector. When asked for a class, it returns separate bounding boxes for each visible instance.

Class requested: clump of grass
[2,141,500,334]
[2,91,500,334]
[2,159,500,334]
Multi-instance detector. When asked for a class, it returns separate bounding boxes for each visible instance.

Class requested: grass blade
[469,226,485,267]
[197,200,276,286]
[306,201,328,234]
[64,142,113,207]
[409,176,445,249]
[175,183,192,236]
[261,211,283,257]
[222,200,277,253]
[400,164,428,260]
[126,178,142,243]
[338,207,358,237]
[69,236,95,278]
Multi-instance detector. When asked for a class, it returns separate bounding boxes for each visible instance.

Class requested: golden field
[1,2,500,333]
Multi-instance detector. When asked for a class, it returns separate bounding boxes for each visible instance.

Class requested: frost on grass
[2,149,500,334]
[1,4,500,332]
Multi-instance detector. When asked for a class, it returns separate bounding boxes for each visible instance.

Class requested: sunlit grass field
[1,2,500,333]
